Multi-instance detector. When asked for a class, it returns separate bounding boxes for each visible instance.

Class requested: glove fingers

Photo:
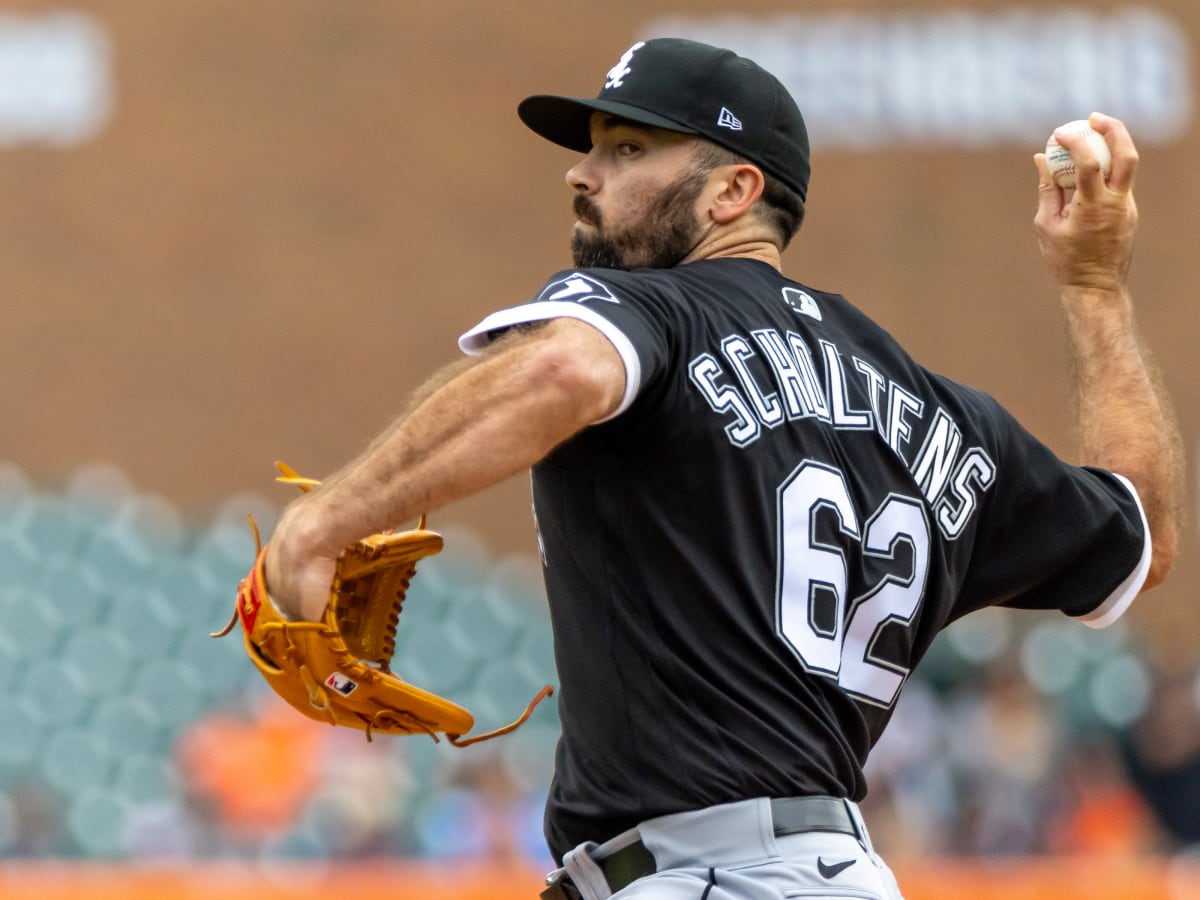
[274,460,321,493]
[367,676,475,735]
[339,530,444,580]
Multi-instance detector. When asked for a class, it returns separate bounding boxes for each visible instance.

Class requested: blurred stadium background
[0,2,1197,898]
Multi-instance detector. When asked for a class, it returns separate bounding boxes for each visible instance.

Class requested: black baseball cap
[518,38,810,202]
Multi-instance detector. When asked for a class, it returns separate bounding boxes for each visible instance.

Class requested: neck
[680,215,784,270]
[682,232,783,270]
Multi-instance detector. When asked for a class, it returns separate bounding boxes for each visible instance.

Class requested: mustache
[573,195,602,227]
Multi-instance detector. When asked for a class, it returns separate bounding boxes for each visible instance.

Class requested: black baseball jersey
[459,258,1150,862]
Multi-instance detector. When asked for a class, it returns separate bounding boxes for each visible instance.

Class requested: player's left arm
[1034,112,1184,590]
[264,316,626,621]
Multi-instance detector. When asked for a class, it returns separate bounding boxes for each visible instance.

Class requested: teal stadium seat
[40,731,113,797]
[90,695,166,757]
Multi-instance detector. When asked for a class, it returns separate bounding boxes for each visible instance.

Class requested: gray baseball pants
[542,797,906,900]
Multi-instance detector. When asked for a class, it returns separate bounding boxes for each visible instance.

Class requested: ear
[707,164,766,225]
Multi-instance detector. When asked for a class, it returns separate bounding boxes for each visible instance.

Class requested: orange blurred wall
[1,859,1199,900]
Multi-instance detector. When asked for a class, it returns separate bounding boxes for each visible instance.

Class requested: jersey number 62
[776,460,931,708]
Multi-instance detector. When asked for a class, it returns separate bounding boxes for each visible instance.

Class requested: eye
[616,141,641,157]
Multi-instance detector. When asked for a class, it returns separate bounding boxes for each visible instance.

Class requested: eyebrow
[591,115,687,145]
[593,114,656,135]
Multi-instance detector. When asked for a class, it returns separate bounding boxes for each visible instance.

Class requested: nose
[566,150,598,194]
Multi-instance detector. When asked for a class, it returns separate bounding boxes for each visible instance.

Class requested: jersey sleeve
[457,269,672,420]
[1074,473,1152,627]
[955,392,1151,628]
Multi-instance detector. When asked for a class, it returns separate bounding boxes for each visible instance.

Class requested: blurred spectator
[175,693,326,851]
[123,802,204,859]
[946,659,1064,855]
[862,678,958,856]
[1123,663,1200,845]
[415,750,549,867]
[303,728,417,857]
[0,786,63,858]
[1046,737,1164,855]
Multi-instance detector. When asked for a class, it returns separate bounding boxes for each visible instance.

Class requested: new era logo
[717,107,742,131]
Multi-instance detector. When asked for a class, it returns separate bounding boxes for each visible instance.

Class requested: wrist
[1058,282,1133,321]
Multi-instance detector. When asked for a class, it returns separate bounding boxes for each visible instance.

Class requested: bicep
[489,316,628,426]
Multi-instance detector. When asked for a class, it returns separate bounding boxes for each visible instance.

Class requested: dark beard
[571,169,707,270]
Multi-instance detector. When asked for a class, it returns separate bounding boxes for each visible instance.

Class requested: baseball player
[262,38,1182,899]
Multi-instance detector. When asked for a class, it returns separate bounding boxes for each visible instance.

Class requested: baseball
[1045,119,1111,189]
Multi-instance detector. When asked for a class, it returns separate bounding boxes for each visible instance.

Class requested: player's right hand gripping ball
[213,462,552,745]
[1045,119,1112,189]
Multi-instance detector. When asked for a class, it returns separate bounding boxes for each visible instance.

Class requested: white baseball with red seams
[1045,119,1112,189]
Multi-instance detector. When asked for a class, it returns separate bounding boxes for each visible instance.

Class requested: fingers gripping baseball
[1033,113,1139,293]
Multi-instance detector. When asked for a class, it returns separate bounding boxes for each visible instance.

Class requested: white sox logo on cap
[604,41,645,90]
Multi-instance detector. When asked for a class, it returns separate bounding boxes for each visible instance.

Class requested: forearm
[312,343,598,545]
[265,318,625,619]
[1062,285,1183,585]
[1032,114,1182,588]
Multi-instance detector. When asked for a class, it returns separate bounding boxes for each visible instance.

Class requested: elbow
[1141,524,1180,591]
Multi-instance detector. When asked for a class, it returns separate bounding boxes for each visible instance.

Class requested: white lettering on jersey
[822,341,873,431]
[754,329,827,422]
[886,383,924,461]
[604,42,646,90]
[722,335,783,429]
[935,448,997,538]
[688,327,996,539]
[853,358,889,440]
[911,408,963,503]
[689,353,761,446]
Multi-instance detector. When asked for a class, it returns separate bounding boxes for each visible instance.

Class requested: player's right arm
[1033,113,1183,589]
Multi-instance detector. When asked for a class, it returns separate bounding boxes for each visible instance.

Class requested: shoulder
[536,259,812,306]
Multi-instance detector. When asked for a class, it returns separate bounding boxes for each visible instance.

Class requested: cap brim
[518,95,699,153]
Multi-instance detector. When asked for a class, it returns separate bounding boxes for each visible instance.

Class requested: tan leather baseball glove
[212,462,552,745]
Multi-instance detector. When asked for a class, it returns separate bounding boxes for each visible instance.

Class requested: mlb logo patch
[783,287,822,321]
[326,672,358,696]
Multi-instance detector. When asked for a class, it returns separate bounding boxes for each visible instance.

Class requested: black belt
[541,797,859,899]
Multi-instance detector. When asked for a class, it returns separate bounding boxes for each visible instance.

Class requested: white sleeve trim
[1077,473,1152,629]
[457,301,643,421]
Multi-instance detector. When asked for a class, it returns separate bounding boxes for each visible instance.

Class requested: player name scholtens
[688,329,996,540]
